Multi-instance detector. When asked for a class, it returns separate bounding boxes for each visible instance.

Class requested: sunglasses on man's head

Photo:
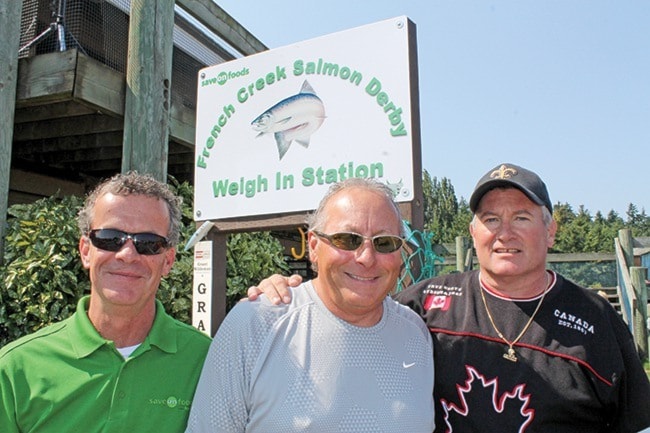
[312,231,404,254]
[88,229,170,255]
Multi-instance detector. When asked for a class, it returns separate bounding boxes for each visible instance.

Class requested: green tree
[550,203,573,253]
[451,198,472,239]
[422,171,459,244]
[625,204,650,235]
[636,209,650,234]
[592,211,624,252]
[606,209,622,225]
[553,205,593,253]
[626,203,641,227]
[552,202,575,229]
[422,169,435,228]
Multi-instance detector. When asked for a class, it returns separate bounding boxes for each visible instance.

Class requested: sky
[214,0,649,217]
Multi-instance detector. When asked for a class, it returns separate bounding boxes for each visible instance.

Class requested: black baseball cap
[469,163,553,214]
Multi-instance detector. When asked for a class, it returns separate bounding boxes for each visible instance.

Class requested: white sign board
[191,241,213,335]
[194,16,417,220]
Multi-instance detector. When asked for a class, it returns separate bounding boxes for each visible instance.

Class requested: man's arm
[185,304,257,433]
[247,274,302,304]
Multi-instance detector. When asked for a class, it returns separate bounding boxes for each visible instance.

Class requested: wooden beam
[212,213,310,233]
[12,132,123,155]
[16,50,77,105]
[545,252,616,263]
[74,53,125,116]
[630,267,648,361]
[10,168,85,198]
[122,0,175,181]
[31,146,124,165]
[13,114,124,141]
[16,51,194,146]
[15,50,124,116]
[8,190,45,206]
[170,101,195,147]
[175,0,267,56]
[406,19,424,231]
[14,101,97,123]
[0,1,23,263]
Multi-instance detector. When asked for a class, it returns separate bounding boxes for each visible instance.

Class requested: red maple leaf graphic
[440,365,534,433]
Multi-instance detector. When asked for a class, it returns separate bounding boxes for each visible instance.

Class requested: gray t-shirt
[186,281,435,433]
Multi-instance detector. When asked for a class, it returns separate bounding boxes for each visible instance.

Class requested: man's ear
[161,247,176,276]
[307,232,319,264]
[547,219,557,248]
[469,221,478,249]
[79,236,91,269]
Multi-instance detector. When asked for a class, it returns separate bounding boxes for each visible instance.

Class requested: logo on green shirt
[149,396,191,410]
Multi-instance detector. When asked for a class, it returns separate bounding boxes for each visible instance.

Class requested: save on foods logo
[149,395,192,410]
[201,67,250,87]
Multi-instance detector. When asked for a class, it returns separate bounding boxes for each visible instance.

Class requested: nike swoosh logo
[403,362,416,369]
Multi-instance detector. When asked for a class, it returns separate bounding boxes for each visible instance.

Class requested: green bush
[0,179,288,347]
[226,231,289,311]
[0,195,88,346]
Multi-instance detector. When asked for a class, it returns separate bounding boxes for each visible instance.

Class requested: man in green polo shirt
[0,172,211,433]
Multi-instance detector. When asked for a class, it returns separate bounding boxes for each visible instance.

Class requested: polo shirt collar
[145,299,178,354]
[69,296,178,358]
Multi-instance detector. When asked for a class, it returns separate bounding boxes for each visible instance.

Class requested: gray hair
[77,171,183,246]
[307,178,403,234]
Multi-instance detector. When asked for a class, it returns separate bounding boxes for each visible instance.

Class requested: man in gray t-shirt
[185,178,435,433]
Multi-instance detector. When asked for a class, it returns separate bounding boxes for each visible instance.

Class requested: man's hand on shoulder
[247,274,302,304]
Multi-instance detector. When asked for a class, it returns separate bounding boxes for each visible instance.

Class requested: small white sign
[194,16,417,220]
[192,240,213,335]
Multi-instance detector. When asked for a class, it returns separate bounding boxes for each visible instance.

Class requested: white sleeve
[185,303,253,433]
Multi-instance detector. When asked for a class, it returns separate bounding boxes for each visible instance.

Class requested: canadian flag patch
[424,294,451,311]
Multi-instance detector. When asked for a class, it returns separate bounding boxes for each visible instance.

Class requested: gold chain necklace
[479,280,548,362]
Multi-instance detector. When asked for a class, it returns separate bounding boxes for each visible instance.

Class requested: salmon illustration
[251,80,326,159]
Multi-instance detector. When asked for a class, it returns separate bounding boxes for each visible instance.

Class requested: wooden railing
[615,229,649,362]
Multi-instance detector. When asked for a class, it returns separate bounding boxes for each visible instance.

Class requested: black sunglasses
[312,230,403,254]
[88,229,170,256]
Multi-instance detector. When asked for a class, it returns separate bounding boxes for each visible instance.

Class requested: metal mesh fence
[19,0,236,110]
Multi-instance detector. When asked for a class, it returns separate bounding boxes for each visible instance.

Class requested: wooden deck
[12,49,194,196]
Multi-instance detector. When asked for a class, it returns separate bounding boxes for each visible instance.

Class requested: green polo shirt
[0,296,211,433]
